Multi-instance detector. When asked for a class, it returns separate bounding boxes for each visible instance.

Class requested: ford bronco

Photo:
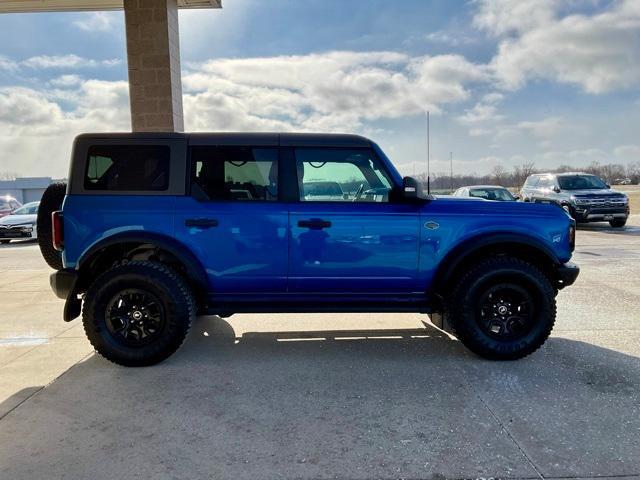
[41,133,579,366]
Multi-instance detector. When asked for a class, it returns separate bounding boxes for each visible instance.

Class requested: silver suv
[520,172,629,228]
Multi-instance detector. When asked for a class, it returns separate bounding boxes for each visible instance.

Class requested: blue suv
[42,133,579,366]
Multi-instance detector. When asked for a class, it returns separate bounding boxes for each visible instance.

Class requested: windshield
[469,188,515,201]
[557,175,607,190]
[12,203,38,215]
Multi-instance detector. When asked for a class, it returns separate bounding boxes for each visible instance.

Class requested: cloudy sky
[0,0,639,178]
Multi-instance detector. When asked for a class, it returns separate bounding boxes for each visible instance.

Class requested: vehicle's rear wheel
[448,256,555,360]
[609,219,626,228]
[0,240,10,245]
[82,261,195,367]
[37,182,67,270]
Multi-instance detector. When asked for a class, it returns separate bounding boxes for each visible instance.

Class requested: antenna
[427,110,431,195]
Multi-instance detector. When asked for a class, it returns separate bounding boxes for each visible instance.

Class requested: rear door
[286,147,421,294]
[174,141,288,294]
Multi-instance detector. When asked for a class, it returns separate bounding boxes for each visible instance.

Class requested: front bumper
[573,205,629,223]
[0,226,35,240]
[556,261,580,289]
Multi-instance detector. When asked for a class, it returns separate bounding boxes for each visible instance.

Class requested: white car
[0,201,39,244]
[453,185,518,201]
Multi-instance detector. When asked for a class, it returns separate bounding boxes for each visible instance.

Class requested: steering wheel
[352,183,365,202]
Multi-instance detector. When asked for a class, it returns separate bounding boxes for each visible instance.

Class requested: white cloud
[517,116,565,139]
[0,55,18,72]
[424,30,475,46]
[0,82,130,177]
[475,0,640,93]
[0,50,489,176]
[183,51,487,132]
[48,74,83,87]
[21,55,121,69]
[72,12,115,32]
[473,0,556,36]
[613,144,640,159]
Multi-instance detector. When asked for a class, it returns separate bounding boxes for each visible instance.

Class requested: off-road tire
[83,261,195,367]
[37,182,67,270]
[609,219,626,228]
[448,256,556,360]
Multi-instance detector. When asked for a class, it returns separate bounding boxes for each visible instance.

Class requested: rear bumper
[50,269,78,300]
[556,261,580,289]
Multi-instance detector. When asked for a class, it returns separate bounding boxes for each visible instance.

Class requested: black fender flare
[77,231,209,295]
[432,232,560,296]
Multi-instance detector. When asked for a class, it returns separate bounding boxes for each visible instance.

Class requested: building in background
[0,177,56,203]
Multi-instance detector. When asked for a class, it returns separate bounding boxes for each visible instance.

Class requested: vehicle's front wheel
[609,219,626,228]
[83,261,195,367]
[448,256,555,360]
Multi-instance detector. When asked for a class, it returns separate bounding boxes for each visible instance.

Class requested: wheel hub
[105,289,165,347]
[478,285,534,340]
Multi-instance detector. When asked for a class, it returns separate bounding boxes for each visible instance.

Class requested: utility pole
[450,151,453,192]
[427,111,430,195]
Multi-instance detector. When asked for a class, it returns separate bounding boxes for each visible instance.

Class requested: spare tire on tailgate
[37,182,66,270]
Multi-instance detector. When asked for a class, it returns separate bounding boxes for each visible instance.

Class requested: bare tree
[513,161,537,188]
[490,164,509,186]
[555,164,574,173]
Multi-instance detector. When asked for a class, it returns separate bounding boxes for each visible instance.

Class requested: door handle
[185,218,218,228]
[298,219,332,229]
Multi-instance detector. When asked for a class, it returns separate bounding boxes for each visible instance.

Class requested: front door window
[295,148,393,203]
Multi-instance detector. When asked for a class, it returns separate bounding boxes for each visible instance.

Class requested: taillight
[569,222,575,252]
[52,211,64,251]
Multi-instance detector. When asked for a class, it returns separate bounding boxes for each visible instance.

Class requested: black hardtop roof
[75,132,372,148]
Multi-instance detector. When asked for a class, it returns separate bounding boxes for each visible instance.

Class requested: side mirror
[605,184,611,189]
[402,176,419,200]
[513,193,521,200]
[552,186,561,193]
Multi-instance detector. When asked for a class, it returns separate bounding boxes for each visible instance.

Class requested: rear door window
[85,145,170,191]
[190,146,279,201]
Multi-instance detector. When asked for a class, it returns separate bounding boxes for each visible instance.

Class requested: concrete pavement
[0,217,639,479]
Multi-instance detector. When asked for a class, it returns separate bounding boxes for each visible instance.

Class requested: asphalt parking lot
[1,218,639,480]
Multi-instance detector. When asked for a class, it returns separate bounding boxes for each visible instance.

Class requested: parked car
[0,195,22,218]
[453,185,518,201]
[614,178,632,186]
[0,201,38,244]
[302,181,345,201]
[43,132,579,366]
[520,172,630,227]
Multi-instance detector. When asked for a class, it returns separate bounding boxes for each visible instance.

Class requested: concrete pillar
[124,0,184,132]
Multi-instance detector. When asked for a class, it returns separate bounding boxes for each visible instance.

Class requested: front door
[287,147,421,293]
[174,145,288,294]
